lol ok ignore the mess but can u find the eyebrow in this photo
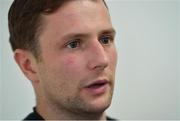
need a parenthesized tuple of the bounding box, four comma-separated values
(100, 28, 116, 35)
(61, 28, 116, 40)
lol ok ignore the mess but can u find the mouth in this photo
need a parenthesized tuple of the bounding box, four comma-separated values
(84, 79, 109, 95)
(86, 80, 108, 88)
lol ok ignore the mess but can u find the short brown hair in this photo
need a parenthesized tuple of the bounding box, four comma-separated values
(8, 0, 108, 59)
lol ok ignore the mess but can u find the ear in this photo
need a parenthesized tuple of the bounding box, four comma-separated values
(14, 49, 40, 83)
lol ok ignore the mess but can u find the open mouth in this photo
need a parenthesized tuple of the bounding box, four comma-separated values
(84, 80, 109, 94)
(87, 81, 108, 89)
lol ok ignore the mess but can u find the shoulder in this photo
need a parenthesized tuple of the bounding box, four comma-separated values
(23, 112, 44, 120)
(23, 108, 44, 120)
(106, 116, 117, 120)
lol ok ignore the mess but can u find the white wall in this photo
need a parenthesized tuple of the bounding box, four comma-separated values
(0, 0, 3, 118)
(106, 0, 179, 120)
(178, 1, 180, 120)
(0, 0, 179, 120)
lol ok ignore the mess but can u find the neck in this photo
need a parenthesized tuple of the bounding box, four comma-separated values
(36, 100, 107, 120)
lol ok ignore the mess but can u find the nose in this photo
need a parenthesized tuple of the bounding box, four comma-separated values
(87, 41, 109, 70)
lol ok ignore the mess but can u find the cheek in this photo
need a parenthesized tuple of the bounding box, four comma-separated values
(66, 56, 76, 65)
(110, 49, 118, 66)
(63, 56, 83, 73)
(61, 56, 86, 87)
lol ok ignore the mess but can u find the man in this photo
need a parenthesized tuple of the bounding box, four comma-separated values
(8, 0, 117, 120)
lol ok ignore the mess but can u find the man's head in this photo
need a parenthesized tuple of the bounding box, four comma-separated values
(8, 0, 117, 120)
(8, 0, 108, 60)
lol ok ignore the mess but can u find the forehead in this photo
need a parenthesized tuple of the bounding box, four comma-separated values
(39, 0, 112, 43)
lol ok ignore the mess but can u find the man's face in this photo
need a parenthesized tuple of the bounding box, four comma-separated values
(36, 0, 117, 115)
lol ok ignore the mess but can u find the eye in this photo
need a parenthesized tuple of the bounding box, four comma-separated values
(67, 39, 81, 49)
(99, 35, 113, 45)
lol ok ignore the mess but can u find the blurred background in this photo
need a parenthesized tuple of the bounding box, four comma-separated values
(0, 0, 180, 120)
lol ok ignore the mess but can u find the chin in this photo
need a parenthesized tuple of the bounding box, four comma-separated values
(85, 97, 112, 114)
(78, 86, 114, 114)
(91, 104, 110, 114)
